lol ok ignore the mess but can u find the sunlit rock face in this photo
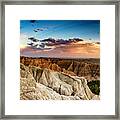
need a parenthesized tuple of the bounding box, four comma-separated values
(20, 63, 100, 100)
(20, 57, 100, 81)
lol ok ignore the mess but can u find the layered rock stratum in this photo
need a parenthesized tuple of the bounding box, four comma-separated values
(20, 63, 100, 100)
(20, 56, 100, 81)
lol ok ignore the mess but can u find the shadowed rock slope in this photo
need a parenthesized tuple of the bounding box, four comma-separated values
(20, 63, 99, 100)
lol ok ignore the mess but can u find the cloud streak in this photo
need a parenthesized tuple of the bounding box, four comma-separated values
(33, 27, 48, 33)
(27, 37, 84, 50)
(21, 40, 100, 58)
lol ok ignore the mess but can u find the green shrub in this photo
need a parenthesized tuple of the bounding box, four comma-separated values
(87, 80, 100, 95)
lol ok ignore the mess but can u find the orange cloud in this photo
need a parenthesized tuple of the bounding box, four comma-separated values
(20, 41, 100, 58)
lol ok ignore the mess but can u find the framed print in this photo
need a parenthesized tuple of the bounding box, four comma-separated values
(0, 0, 119, 119)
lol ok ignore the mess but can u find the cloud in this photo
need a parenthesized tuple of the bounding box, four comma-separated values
(27, 37, 85, 51)
(27, 37, 55, 50)
(29, 20, 37, 23)
(20, 41, 100, 58)
(33, 27, 48, 33)
(28, 37, 39, 42)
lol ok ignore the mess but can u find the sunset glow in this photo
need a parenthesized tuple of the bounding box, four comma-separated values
(20, 20, 100, 58)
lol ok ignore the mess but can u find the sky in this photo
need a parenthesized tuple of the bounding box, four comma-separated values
(20, 20, 100, 40)
(20, 20, 100, 58)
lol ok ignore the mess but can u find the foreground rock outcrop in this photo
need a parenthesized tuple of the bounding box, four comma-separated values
(20, 63, 100, 100)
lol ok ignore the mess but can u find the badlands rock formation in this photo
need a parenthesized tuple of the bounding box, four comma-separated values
(20, 63, 99, 100)
(20, 57, 100, 81)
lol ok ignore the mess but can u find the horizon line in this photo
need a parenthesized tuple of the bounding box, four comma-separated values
(20, 55, 100, 59)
